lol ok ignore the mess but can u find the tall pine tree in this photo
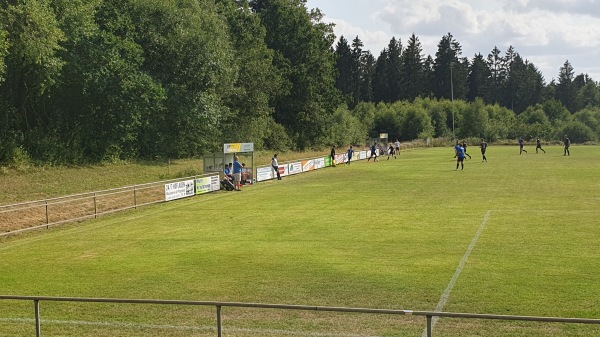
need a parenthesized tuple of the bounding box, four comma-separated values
(400, 33, 425, 101)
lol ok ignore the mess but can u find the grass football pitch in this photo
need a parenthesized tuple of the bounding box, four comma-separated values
(1, 145, 599, 336)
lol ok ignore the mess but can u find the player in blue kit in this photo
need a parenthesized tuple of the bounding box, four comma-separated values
(455, 142, 465, 170)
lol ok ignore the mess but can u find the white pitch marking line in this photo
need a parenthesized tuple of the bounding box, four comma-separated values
(0, 317, 384, 337)
(422, 210, 492, 337)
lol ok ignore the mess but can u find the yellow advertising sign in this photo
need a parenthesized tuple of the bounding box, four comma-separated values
(223, 143, 254, 154)
(224, 143, 242, 154)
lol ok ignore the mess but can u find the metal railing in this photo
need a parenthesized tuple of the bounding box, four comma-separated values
(1, 295, 599, 337)
(0, 175, 215, 237)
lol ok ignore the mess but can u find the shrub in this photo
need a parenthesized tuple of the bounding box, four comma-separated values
(556, 121, 596, 143)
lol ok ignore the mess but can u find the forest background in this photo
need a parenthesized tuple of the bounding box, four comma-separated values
(1, 0, 599, 166)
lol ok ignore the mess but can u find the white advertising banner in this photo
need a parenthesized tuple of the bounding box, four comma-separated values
(165, 179, 195, 201)
(314, 157, 325, 169)
(278, 164, 289, 177)
(288, 162, 303, 175)
(195, 175, 220, 195)
(360, 151, 368, 160)
(302, 160, 315, 172)
(257, 166, 274, 182)
(211, 175, 220, 191)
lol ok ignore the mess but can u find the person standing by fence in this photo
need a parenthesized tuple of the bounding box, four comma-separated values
(330, 146, 336, 166)
(272, 154, 282, 180)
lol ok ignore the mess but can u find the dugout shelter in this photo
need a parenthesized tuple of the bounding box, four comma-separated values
(203, 143, 255, 184)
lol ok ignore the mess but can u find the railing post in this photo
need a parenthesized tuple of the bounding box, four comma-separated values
(45, 201, 49, 227)
(94, 193, 97, 219)
(426, 315, 433, 337)
(34, 300, 41, 337)
(133, 186, 137, 209)
(216, 305, 222, 337)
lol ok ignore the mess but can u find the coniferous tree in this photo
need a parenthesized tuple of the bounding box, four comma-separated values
(486, 46, 505, 104)
(577, 80, 600, 109)
(467, 53, 491, 102)
(432, 33, 467, 101)
(359, 51, 376, 103)
(334, 36, 354, 104)
(519, 61, 545, 113)
(501, 46, 518, 111)
(423, 55, 435, 98)
(350, 36, 364, 107)
(572, 73, 595, 111)
(400, 33, 425, 101)
(386, 37, 403, 102)
(556, 60, 577, 113)
(373, 48, 390, 102)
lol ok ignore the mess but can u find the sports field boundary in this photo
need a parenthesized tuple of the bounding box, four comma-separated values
(2, 295, 600, 337)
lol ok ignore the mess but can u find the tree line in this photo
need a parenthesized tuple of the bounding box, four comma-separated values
(0, 0, 598, 165)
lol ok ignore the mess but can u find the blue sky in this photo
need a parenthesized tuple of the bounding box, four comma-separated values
(305, 0, 600, 83)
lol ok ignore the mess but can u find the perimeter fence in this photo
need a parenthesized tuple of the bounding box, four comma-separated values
(0, 174, 217, 237)
(1, 296, 600, 337)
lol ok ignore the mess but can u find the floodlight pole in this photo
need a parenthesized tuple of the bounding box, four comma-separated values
(450, 62, 455, 140)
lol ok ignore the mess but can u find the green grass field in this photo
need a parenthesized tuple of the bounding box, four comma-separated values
(1, 145, 599, 336)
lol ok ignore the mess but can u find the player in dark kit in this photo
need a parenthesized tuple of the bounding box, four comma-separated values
(387, 144, 396, 160)
(367, 144, 378, 162)
(346, 146, 354, 165)
(536, 138, 545, 154)
(519, 137, 528, 154)
(462, 141, 472, 159)
(564, 136, 571, 156)
(480, 138, 488, 162)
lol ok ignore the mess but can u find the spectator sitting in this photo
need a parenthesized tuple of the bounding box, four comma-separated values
(241, 163, 249, 184)
(224, 163, 233, 182)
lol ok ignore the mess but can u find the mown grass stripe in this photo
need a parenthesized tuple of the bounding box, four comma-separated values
(423, 210, 492, 337)
(0, 317, 384, 337)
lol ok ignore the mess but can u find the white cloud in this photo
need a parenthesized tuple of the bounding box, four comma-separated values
(308, 0, 600, 81)
(325, 18, 390, 55)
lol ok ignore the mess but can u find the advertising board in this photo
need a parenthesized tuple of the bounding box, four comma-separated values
(165, 179, 195, 201)
(195, 175, 220, 195)
(302, 160, 315, 172)
(288, 162, 303, 175)
(257, 166, 274, 182)
(314, 157, 325, 169)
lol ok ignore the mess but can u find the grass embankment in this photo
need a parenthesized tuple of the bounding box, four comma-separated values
(0, 149, 334, 205)
(1, 145, 599, 336)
